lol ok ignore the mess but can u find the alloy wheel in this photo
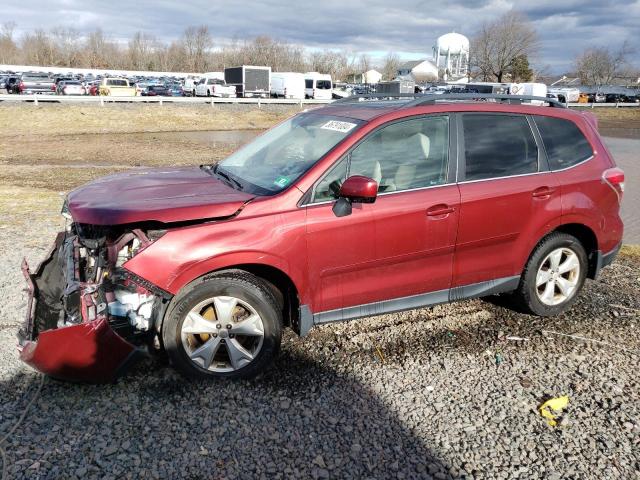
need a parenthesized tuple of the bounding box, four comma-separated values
(180, 296, 265, 373)
(535, 247, 581, 306)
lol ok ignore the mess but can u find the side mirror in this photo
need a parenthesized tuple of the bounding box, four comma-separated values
(332, 175, 378, 217)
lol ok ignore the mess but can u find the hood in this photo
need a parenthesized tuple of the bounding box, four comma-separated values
(67, 166, 254, 225)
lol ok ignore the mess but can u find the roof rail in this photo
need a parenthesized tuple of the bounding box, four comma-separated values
(405, 93, 567, 108)
(331, 93, 567, 109)
(332, 93, 423, 104)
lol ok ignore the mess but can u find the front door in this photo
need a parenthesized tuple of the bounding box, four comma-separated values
(305, 114, 459, 316)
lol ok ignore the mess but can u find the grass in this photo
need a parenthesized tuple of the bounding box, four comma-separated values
(620, 244, 640, 260)
(0, 103, 284, 191)
(0, 103, 297, 137)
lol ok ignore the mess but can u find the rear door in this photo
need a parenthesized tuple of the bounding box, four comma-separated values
(305, 114, 459, 314)
(454, 112, 561, 288)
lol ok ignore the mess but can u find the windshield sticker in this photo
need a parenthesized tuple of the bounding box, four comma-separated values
(274, 176, 291, 188)
(321, 120, 357, 133)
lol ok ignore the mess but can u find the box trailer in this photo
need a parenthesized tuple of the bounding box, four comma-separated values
(376, 80, 415, 95)
(224, 66, 271, 98)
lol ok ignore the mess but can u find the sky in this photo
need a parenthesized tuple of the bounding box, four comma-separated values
(3, 0, 639, 73)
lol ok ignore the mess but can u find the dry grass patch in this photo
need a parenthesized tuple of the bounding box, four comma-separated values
(620, 244, 640, 263)
(0, 103, 297, 137)
(0, 186, 63, 231)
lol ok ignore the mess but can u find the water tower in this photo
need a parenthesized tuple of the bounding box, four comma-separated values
(433, 32, 470, 82)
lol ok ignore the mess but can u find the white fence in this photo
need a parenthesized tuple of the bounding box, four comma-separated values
(0, 94, 332, 106)
(0, 94, 638, 108)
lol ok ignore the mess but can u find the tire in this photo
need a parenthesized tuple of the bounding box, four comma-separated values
(162, 271, 282, 380)
(511, 232, 587, 316)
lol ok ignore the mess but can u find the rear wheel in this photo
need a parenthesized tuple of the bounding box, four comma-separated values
(511, 233, 587, 316)
(162, 272, 282, 379)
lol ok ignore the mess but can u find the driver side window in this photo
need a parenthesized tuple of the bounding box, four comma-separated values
(311, 115, 449, 202)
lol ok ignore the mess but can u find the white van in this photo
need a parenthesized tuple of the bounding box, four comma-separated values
(271, 72, 305, 99)
(509, 83, 548, 104)
(304, 72, 333, 100)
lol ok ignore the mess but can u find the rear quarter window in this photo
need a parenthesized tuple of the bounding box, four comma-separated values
(534, 116, 594, 170)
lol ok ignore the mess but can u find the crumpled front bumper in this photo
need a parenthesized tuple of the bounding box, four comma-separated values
(18, 232, 138, 383)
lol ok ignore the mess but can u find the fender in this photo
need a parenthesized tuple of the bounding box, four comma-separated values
(123, 210, 310, 302)
(160, 250, 309, 303)
(516, 213, 600, 272)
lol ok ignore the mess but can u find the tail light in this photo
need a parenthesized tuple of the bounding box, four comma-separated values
(602, 167, 625, 201)
(18, 82, 25, 92)
(52, 84, 56, 91)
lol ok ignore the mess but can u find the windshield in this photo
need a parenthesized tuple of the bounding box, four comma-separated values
(215, 114, 362, 195)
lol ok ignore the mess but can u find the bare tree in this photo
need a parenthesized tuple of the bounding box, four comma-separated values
(470, 11, 538, 82)
(21, 29, 56, 66)
(50, 27, 81, 67)
(307, 49, 356, 80)
(182, 25, 212, 72)
(574, 41, 634, 86)
(128, 31, 156, 70)
(81, 29, 122, 69)
(0, 22, 19, 64)
(358, 53, 371, 73)
(381, 52, 400, 80)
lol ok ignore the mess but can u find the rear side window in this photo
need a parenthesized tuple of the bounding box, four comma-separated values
(533, 116, 593, 170)
(462, 114, 538, 181)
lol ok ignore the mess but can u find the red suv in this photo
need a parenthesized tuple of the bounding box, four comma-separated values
(19, 94, 624, 382)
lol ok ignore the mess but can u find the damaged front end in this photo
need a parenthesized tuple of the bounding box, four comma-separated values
(18, 224, 172, 383)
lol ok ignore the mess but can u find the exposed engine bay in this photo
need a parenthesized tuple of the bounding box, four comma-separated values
(18, 222, 172, 382)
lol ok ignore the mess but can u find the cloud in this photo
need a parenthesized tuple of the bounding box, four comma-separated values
(4, 0, 639, 72)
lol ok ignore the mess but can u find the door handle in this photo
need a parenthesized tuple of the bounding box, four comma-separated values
(532, 186, 556, 198)
(426, 204, 455, 217)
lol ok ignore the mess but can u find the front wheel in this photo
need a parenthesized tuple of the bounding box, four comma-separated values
(511, 232, 587, 316)
(162, 272, 282, 379)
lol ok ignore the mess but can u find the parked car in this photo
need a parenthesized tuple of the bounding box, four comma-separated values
(142, 85, 170, 96)
(305, 72, 333, 99)
(270, 72, 305, 99)
(18, 93, 624, 383)
(56, 80, 86, 95)
(166, 83, 184, 97)
(17, 73, 56, 95)
(5, 76, 20, 94)
(183, 77, 201, 96)
(98, 77, 137, 96)
(195, 77, 236, 97)
(54, 76, 74, 86)
(588, 92, 606, 103)
(87, 81, 100, 96)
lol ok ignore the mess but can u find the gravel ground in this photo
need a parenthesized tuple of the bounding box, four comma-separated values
(0, 210, 639, 480)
